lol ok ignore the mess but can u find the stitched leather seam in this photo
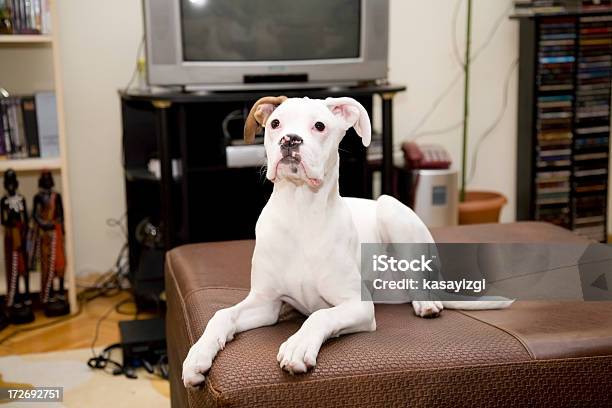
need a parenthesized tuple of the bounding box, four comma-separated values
(456, 310, 536, 359)
(167, 253, 227, 401)
(215, 354, 611, 395)
(166, 253, 196, 345)
(183, 286, 249, 303)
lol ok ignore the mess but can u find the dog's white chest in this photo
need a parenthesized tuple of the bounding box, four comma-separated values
(250, 183, 365, 317)
(271, 238, 337, 314)
(278, 271, 331, 315)
(253, 212, 360, 314)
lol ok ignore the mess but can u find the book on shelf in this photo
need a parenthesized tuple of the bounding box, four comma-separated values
(514, 0, 612, 15)
(525, 13, 612, 241)
(0, 0, 51, 35)
(21, 96, 40, 157)
(0, 92, 58, 160)
(34, 91, 58, 158)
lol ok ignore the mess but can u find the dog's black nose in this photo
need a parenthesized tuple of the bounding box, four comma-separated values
(280, 134, 303, 158)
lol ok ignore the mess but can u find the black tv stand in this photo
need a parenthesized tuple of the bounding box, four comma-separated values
(181, 80, 383, 94)
(120, 83, 405, 267)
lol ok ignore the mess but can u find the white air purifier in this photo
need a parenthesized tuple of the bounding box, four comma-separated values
(411, 169, 459, 228)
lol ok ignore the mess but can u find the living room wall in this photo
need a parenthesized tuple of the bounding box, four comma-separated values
(387, 0, 520, 222)
(55, 0, 611, 276)
(57, 0, 142, 276)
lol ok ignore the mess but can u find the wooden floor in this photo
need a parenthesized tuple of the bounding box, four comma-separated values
(0, 291, 150, 356)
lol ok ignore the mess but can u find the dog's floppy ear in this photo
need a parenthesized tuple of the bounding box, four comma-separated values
(244, 96, 287, 144)
(325, 97, 372, 147)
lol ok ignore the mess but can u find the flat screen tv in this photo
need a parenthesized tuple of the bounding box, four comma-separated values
(143, 0, 389, 90)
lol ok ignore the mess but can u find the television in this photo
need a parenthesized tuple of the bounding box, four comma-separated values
(143, 0, 389, 90)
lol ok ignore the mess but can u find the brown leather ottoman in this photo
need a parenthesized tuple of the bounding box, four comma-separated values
(166, 222, 612, 408)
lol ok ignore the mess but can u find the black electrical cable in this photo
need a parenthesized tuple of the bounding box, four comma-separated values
(90, 298, 131, 357)
(114, 298, 138, 317)
(409, 0, 514, 140)
(88, 297, 168, 380)
(411, 121, 464, 141)
(123, 36, 145, 93)
(0, 226, 129, 346)
(87, 343, 126, 376)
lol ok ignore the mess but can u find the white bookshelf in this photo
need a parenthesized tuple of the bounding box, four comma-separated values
(0, 34, 52, 43)
(0, 0, 77, 312)
(0, 157, 62, 172)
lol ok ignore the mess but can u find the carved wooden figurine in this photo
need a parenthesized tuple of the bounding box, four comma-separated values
(30, 171, 69, 316)
(1, 169, 34, 323)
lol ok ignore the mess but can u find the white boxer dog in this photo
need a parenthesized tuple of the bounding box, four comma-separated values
(182, 96, 511, 387)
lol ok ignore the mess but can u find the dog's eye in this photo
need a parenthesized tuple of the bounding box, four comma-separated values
(270, 119, 280, 129)
(314, 122, 326, 132)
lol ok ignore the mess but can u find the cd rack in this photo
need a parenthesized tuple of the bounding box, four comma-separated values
(516, 10, 611, 242)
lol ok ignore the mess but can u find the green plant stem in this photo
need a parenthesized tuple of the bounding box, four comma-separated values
(460, 0, 473, 202)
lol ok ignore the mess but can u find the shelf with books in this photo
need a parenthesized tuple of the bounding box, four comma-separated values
(0, 34, 52, 43)
(1, 92, 62, 165)
(0, 0, 77, 314)
(513, 1, 612, 17)
(0, 0, 53, 37)
(515, 11, 611, 242)
(0, 156, 60, 172)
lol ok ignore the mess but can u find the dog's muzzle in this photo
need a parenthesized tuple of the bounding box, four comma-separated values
(279, 134, 303, 173)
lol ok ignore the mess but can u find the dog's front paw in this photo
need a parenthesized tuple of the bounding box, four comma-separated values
(182, 344, 214, 388)
(277, 332, 322, 374)
(412, 300, 443, 318)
